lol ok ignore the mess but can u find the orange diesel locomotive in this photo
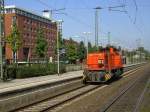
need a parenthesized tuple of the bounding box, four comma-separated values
(83, 46, 123, 83)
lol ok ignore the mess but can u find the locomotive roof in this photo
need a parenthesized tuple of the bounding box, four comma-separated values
(99, 46, 120, 52)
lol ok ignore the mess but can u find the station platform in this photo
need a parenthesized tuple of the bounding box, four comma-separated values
(0, 70, 83, 95)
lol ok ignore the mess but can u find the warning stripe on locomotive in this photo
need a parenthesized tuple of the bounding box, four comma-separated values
(105, 74, 111, 80)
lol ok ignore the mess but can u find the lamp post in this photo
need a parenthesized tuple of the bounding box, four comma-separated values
(0, 0, 4, 80)
(83, 32, 92, 58)
(56, 20, 63, 75)
(0, 17, 3, 79)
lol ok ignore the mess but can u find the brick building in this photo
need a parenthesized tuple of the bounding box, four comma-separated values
(4, 5, 57, 61)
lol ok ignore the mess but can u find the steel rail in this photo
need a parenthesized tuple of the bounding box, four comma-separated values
(100, 67, 144, 112)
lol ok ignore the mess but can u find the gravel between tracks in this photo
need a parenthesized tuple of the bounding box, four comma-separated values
(139, 78, 150, 112)
(48, 64, 149, 112)
(101, 65, 150, 112)
(16, 85, 101, 112)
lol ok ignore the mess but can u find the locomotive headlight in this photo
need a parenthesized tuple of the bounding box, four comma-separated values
(98, 59, 104, 65)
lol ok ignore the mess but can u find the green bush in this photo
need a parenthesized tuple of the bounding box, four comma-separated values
(13, 63, 66, 78)
(6, 66, 17, 78)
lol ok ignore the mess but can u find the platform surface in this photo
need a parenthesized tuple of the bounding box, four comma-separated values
(0, 70, 83, 94)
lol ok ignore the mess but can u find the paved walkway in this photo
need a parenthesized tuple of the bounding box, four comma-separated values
(0, 70, 83, 94)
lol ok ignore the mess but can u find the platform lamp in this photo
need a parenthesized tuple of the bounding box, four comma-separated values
(52, 20, 63, 75)
(0, 0, 4, 80)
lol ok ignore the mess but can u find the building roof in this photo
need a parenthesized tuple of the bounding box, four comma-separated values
(5, 5, 57, 23)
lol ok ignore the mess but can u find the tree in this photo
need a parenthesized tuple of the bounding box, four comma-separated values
(58, 32, 64, 49)
(54, 31, 64, 54)
(77, 41, 86, 62)
(35, 28, 48, 58)
(59, 39, 67, 61)
(54, 31, 67, 62)
(88, 42, 99, 53)
(98, 46, 103, 51)
(118, 46, 122, 51)
(137, 47, 150, 61)
(92, 45, 98, 52)
(138, 47, 144, 52)
(66, 38, 78, 64)
(88, 42, 93, 53)
(7, 22, 21, 62)
(145, 50, 150, 60)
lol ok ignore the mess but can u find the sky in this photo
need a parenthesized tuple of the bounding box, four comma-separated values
(5, 0, 150, 50)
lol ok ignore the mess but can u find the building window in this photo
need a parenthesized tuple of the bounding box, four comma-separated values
(27, 19, 29, 24)
(6, 8, 12, 13)
(23, 25, 26, 29)
(23, 47, 29, 60)
(12, 16, 17, 24)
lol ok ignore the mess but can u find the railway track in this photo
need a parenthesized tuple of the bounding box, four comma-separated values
(100, 65, 149, 112)
(14, 66, 142, 112)
(15, 85, 102, 112)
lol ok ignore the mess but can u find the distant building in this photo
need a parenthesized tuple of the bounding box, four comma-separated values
(4, 5, 57, 61)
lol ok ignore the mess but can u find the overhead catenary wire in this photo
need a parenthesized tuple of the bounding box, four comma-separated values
(123, 5, 144, 39)
(108, 0, 144, 48)
(37, 0, 66, 12)
(37, 0, 53, 9)
(133, 0, 138, 24)
(36, 0, 97, 33)
(36, 0, 97, 30)
(108, 3, 126, 13)
(63, 0, 68, 9)
(63, 13, 94, 30)
(109, 5, 125, 9)
(121, 0, 150, 8)
(36, 0, 145, 46)
(112, 0, 144, 39)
